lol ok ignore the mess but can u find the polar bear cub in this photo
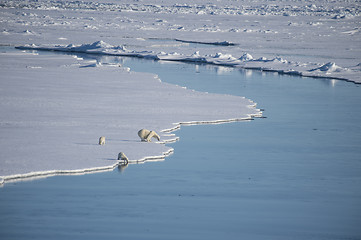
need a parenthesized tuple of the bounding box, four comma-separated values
(138, 129, 160, 142)
(99, 136, 105, 145)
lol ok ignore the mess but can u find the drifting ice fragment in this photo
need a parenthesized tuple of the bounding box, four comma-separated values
(309, 62, 345, 73)
(239, 53, 253, 61)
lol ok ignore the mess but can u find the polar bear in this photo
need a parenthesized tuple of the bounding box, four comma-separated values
(138, 129, 160, 142)
(99, 136, 105, 145)
(118, 152, 129, 165)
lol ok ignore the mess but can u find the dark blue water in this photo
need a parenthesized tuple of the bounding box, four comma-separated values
(1, 53, 361, 239)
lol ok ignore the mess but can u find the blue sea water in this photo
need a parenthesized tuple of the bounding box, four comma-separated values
(1, 53, 361, 239)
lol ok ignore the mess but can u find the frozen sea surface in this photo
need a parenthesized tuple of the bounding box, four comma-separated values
(1, 55, 361, 239)
(0, 46, 261, 180)
(1, 0, 360, 82)
(1, 0, 360, 238)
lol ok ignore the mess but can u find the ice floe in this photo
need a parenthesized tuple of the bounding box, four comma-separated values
(1, 0, 361, 183)
(1, 0, 359, 83)
(16, 41, 361, 83)
(0, 48, 261, 184)
(309, 62, 346, 73)
(2, 0, 359, 18)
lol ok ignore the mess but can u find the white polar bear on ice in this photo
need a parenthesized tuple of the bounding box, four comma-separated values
(99, 136, 105, 145)
(118, 152, 129, 165)
(138, 129, 160, 142)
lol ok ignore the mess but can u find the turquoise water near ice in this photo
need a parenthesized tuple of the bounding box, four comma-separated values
(1, 53, 361, 239)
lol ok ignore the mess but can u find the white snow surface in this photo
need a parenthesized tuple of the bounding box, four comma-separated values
(1, 0, 360, 83)
(0, 50, 261, 181)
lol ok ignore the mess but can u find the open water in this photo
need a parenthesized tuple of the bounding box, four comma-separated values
(1, 52, 361, 239)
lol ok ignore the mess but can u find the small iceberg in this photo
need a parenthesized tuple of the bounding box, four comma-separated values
(79, 62, 102, 68)
(212, 52, 236, 60)
(66, 40, 121, 52)
(76, 40, 113, 50)
(309, 62, 345, 73)
(239, 53, 253, 61)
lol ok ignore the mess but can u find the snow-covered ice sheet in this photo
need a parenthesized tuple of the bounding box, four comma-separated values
(1, 0, 360, 83)
(0, 0, 360, 182)
(0, 49, 260, 183)
(17, 40, 361, 83)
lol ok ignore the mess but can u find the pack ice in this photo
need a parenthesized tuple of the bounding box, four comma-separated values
(1, 0, 360, 83)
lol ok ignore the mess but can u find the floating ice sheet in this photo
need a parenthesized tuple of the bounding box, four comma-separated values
(17, 40, 361, 83)
(0, 49, 261, 183)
